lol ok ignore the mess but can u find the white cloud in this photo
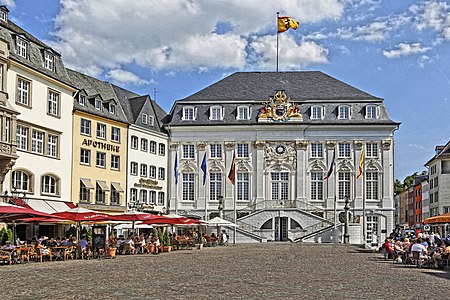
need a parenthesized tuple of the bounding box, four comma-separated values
(417, 55, 432, 68)
(249, 34, 328, 70)
(106, 69, 152, 86)
(51, 0, 344, 74)
(1, 0, 15, 7)
(337, 21, 389, 42)
(413, 1, 450, 41)
(383, 43, 431, 58)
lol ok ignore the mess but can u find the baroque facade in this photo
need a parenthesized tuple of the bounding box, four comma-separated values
(167, 71, 400, 244)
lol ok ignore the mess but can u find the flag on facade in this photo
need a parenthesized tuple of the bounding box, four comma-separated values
(174, 152, 178, 185)
(228, 151, 236, 185)
(324, 149, 335, 180)
(278, 16, 299, 33)
(357, 150, 365, 179)
(201, 152, 207, 185)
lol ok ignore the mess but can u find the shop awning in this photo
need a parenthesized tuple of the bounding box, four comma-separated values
(80, 178, 95, 189)
(26, 199, 75, 213)
(111, 182, 124, 192)
(96, 180, 110, 191)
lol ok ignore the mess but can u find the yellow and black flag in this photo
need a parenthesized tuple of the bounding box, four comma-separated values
(278, 16, 299, 33)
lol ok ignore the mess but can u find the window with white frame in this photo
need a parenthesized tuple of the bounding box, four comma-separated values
(182, 144, 195, 159)
(0, 10, 7, 22)
(111, 127, 120, 143)
(16, 125, 28, 150)
(149, 141, 157, 154)
(237, 106, 250, 120)
(12, 170, 30, 192)
(130, 188, 137, 202)
(96, 123, 106, 139)
(149, 191, 156, 204)
(109, 103, 116, 114)
(140, 164, 147, 177)
(95, 183, 105, 203)
(237, 143, 249, 158)
(158, 192, 165, 205)
(44, 51, 55, 71)
(17, 77, 30, 106)
(237, 172, 250, 201)
(16, 37, 28, 58)
(47, 135, 58, 158)
(338, 142, 351, 158)
(48, 90, 60, 116)
(182, 107, 195, 120)
(365, 105, 378, 119)
(311, 172, 323, 200)
(338, 172, 351, 200)
(41, 175, 58, 195)
(311, 143, 323, 158)
(158, 143, 165, 156)
(182, 173, 195, 201)
(80, 148, 90, 165)
(31, 130, 44, 154)
(271, 172, 289, 201)
(139, 190, 148, 204)
(80, 119, 91, 135)
(96, 152, 106, 168)
(131, 136, 138, 149)
(142, 113, 148, 124)
(80, 181, 90, 202)
(366, 143, 378, 158)
(338, 106, 350, 120)
(94, 98, 102, 110)
(366, 172, 379, 200)
(149, 166, 156, 178)
(158, 167, 165, 180)
(210, 106, 223, 120)
(149, 115, 154, 126)
(130, 162, 138, 175)
(210, 144, 222, 158)
(3, 117, 9, 143)
(141, 139, 148, 152)
(209, 173, 222, 201)
(111, 154, 120, 170)
(78, 94, 86, 106)
(311, 106, 323, 120)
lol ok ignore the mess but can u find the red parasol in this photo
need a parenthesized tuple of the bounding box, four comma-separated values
(0, 202, 56, 222)
(109, 211, 157, 222)
(51, 207, 112, 222)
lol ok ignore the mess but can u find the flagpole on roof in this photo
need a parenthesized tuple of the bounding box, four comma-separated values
(276, 11, 279, 72)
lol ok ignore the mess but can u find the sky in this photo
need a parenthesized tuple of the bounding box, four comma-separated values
(3, 0, 450, 182)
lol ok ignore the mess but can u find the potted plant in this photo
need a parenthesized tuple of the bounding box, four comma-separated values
(162, 230, 172, 252)
(107, 242, 117, 258)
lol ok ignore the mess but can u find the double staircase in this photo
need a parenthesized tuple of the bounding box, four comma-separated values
(222, 199, 337, 243)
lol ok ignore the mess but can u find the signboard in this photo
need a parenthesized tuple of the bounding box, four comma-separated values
(424, 225, 430, 231)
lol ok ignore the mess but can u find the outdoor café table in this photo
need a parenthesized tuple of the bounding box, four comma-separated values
(50, 246, 68, 261)
(177, 239, 193, 250)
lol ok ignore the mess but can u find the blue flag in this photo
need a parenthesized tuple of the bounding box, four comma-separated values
(174, 151, 178, 185)
(201, 153, 207, 185)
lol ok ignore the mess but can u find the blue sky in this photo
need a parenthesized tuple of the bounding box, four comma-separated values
(4, 0, 450, 181)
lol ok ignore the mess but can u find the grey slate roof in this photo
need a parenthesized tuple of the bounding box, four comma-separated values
(184, 71, 381, 101)
(168, 71, 399, 126)
(0, 20, 73, 87)
(67, 69, 129, 124)
(425, 141, 450, 166)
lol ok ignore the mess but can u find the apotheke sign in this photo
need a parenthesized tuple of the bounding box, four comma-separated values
(82, 138, 120, 153)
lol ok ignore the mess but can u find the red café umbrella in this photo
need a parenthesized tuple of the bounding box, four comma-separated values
(110, 211, 156, 222)
(143, 215, 182, 225)
(0, 202, 56, 222)
(51, 207, 111, 222)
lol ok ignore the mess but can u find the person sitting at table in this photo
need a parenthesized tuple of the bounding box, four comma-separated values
(411, 238, 430, 266)
(36, 241, 50, 254)
(211, 233, 218, 247)
(61, 237, 70, 246)
(124, 236, 135, 254)
(48, 238, 57, 247)
(78, 236, 89, 251)
(116, 235, 125, 253)
(432, 239, 450, 268)
(3, 241, 19, 264)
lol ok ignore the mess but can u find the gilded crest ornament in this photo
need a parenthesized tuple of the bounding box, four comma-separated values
(258, 90, 302, 122)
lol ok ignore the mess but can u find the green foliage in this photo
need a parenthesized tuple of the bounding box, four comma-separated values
(80, 227, 92, 241)
(198, 232, 204, 244)
(163, 229, 171, 246)
(0, 227, 12, 245)
(394, 170, 428, 195)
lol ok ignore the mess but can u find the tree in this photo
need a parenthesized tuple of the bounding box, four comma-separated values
(394, 179, 404, 195)
(394, 170, 428, 195)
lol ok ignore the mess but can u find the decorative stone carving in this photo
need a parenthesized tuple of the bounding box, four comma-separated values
(326, 141, 336, 148)
(254, 141, 266, 149)
(264, 142, 297, 170)
(295, 140, 308, 150)
(169, 143, 179, 150)
(225, 141, 235, 149)
(257, 90, 302, 122)
(196, 141, 206, 150)
(354, 141, 364, 150)
(382, 139, 391, 150)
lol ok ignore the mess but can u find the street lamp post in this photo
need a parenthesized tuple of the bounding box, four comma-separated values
(2, 188, 28, 246)
(344, 196, 351, 244)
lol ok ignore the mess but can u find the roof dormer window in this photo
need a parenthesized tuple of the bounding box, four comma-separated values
(78, 94, 86, 106)
(16, 37, 28, 58)
(44, 51, 55, 71)
(365, 105, 378, 119)
(311, 105, 324, 120)
(109, 103, 116, 114)
(94, 98, 102, 110)
(237, 106, 250, 120)
(210, 106, 223, 120)
(0, 6, 9, 23)
(149, 115, 154, 126)
(182, 106, 196, 121)
(338, 105, 351, 120)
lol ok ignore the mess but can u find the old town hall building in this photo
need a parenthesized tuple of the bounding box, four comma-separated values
(167, 72, 400, 244)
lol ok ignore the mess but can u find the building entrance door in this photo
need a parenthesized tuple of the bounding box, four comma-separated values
(275, 217, 289, 241)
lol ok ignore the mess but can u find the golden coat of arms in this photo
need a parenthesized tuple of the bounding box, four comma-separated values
(258, 90, 302, 122)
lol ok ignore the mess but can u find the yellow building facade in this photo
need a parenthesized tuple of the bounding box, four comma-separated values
(71, 110, 128, 214)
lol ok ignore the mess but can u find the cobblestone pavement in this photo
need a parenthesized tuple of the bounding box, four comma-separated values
(1, 244, 449, 299)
